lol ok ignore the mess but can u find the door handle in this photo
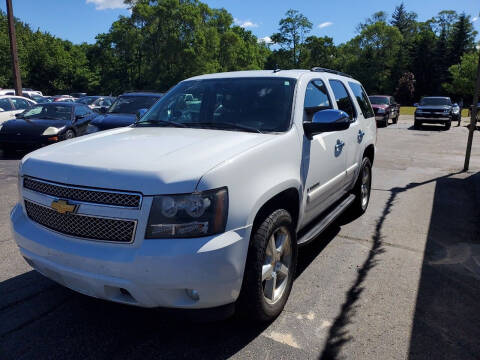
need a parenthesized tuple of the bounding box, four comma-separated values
(335, 139, 345, 155)
(357, 130, 365, 142)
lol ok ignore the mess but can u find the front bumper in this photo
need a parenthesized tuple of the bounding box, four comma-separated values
(415, 115, 451, 123)
(10, 203, 251, 309)
(375, 114, 388, 121)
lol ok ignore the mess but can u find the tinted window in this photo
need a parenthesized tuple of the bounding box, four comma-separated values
(11, 98, 30, 110)
(304, 80, 332, 121)
(0, 98, 13, 111)
(138, 78, 296, 133)
(76, 97, 97, 105)
(108, 95, 160, 114)
(329, 80, 356, 119)
(420, 97, 452, 106)
(74, 106, 89, 117)
(349, 82, 374, 118)
(369, 96, 389, 105)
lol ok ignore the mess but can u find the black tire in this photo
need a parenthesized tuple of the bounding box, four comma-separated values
(65, 129, 75, 139)
(393, 115, 398, 124)
(1, 147, 16, 157)
(445, 121, 451, 130)
(237, 209, 297, 322)
(349, 157, 372, 217)
(414, 120, 421, 129)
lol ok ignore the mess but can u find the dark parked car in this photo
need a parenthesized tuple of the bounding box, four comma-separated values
(0, 102, 97, 154)
(71, 92, 87, 99)
(87, 92, 163, 133)
(414, 96, 456, 130)
(368, 95, 400, 127)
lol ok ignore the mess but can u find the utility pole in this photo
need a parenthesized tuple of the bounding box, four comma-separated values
(6, 0, 22, 96)
(463, 49, 480, 171)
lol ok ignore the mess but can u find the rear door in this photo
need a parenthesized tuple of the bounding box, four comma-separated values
(302, 79, 348, 224)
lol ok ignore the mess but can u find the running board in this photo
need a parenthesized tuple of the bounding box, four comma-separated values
(297, 194, 356, 246)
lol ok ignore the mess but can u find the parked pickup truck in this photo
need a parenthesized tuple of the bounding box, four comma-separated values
(368, 95, 399, 127)
(414, 96, 456, 129)
(11, 68, 376, 321)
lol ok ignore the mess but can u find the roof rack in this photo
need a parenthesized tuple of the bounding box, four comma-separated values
(311, 67, 353, 78)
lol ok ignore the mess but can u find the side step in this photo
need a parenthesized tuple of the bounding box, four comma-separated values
(297, 194, 356, 246)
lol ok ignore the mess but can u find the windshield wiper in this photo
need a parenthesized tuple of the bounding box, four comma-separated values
(135, 119, 186, 128)
(187, 122, 263, 134)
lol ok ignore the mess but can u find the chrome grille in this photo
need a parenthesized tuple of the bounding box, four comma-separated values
(23, 177, 141, 208)
(24, 200, 136, 243)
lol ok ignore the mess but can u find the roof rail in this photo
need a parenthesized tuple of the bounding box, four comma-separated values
(311, 67, 353, 78)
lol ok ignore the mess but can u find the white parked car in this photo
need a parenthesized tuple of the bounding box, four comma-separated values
(0, 95, 36, 124)
(10, 69, 376, 321)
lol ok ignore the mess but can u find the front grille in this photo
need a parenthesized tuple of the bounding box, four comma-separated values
(23, 177, 141, 208)
(24, 200, 136, 242)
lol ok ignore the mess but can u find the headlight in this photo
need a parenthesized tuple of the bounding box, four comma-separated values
(377, 108, 385, 114)
(42, 126, 63, 136)
(17, 162, 22, 201)
(452, 107, 460, 115)
(0, 124, 3, 132)
(145, 188, 228, 238)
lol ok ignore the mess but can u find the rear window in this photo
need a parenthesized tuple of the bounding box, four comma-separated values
(349, 82, 374, 118)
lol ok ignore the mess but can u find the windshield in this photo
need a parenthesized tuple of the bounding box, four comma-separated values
(22, 104, 72, 120)
(369, 96, 389, 105)
(136, 78, 296, 133)
(76, 97, 98, 105)
(420, 97, 452, 106)
(108, 95, 159, 114)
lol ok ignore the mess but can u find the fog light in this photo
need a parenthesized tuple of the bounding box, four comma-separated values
(185, 289, 200, 301)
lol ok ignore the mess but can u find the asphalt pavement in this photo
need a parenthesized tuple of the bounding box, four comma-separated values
(1, 116, 479, 359)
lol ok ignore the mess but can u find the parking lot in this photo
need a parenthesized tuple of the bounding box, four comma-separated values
(1, 116, 479, 360)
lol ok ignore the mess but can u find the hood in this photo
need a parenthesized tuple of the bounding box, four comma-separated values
(371, 104, 388, 110)
(21, 127, 275, 195)
(1, 118, 69, 135)
(91, 113, 136, 130)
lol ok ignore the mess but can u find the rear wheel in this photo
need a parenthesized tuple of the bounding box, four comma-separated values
(349, 157, 372, 217)
(237, 209, 297, 322)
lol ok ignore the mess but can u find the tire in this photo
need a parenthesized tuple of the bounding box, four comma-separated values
(414, 120, 421, 129)
(349, 157, 372, 217)
(237, 209, 297, 322)
(445, 121, 451, 130)
(393, 115, 398, 124)
(65, 129, 75, 139)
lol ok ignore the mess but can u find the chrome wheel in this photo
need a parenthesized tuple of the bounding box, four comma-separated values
(360, 165, 371, 209)
(262, 226, 292, 304)
(65, 130, 75, 139)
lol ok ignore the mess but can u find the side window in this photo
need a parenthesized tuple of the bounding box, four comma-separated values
(0, 98, 13, 111)
(11, 98, 30, 110)
(329, 80, 356, 120)
(348, 82, 375, 119)
(303, 79, 332, 121)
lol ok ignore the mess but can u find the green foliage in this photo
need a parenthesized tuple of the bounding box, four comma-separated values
(443, 52, 479, 102)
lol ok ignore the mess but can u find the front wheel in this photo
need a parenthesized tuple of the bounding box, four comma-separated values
(237, 209, 297, 322)
(445, 121, 451, 130)
(349, 157, 372, 217)
(64, 129, 75, 139)
(414, 120, 421, 129)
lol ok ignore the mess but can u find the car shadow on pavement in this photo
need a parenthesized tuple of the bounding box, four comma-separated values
(407, 125, 449, 132)
(316, 170, 479, 360)
(408, 171, 480, 360)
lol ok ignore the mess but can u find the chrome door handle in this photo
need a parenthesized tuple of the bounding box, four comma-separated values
(335, 139, 345, 154)
(357, 130, 365, 142)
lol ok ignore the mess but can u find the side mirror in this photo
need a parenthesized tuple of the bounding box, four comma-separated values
(413, 103, 419, 107)
(15, 112, 24, 118)
(99, 106, 108, 114)
(136, 108, 148, 120)
(303, 109, 350, 139)
(75, 114, 85, 121)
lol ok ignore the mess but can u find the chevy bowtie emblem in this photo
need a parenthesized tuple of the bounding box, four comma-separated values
(51, 199, 77, 214)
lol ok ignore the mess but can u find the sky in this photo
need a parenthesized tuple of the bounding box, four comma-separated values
(0, 0, 478, 45)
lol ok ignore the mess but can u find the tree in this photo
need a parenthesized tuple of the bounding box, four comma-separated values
(300, 36, 336, 69)
(394, 72, 415, 104)
(448, 13, 477, 66)
(390, 3, 417, 37)
(443, 52, 479, 102)
(357, 11, 388, 32)
(271, 9, 312, 67)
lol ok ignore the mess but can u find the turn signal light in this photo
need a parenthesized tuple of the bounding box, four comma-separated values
(47, 136, 59, 141)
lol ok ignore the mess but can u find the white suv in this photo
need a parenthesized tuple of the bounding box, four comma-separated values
(11, 69, 376, 321)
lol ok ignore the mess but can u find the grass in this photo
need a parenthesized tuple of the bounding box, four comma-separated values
(400, 107, 469, 117)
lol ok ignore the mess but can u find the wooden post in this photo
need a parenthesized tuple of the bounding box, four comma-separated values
(463, 50, 480, 171)
(6, 0, 22, 97)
